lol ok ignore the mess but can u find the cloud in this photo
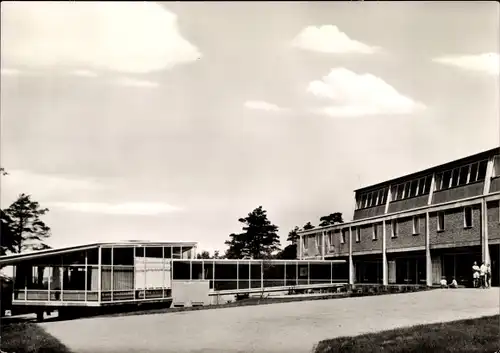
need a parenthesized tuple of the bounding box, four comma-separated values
(1, 68, 22, 76)
(113, 77, 160, 88)
(49, 202, 181, 216)
(244, 100, 289, 112)
(432, 53, 499, 75)
(70, 69, 99, 78)
(1, 2, 201, 74)
(292, 25, 379, 54)
(308, 68, 425, 117)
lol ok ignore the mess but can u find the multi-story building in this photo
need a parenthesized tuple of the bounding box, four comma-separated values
(297, 147, 500, 287)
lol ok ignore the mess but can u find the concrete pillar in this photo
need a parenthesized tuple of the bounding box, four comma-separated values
(382, 220, 388, 286)
(425, 212, 432, 287)
(97, 246, 102, 303)
(298, 235, 303, 260)
(348, 227, 355, 285)
(322, 231, 326, 260)
(482, 156, 494, 264)
(385, 185, 392, 214)
(483, 156, 495, 195)
(482, 199, 491, 265)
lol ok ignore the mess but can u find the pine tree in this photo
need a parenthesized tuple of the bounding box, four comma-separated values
(4, 193, 52, 253)
(225, 206, 280, 259)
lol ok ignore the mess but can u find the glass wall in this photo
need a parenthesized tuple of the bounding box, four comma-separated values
(171, 260, 347, 292)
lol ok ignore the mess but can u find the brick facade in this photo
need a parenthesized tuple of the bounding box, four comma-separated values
(351, 223, 383, 253)
(386, 215, 426, 250)
(428, 205, 481, 247)
(487, 200, 500, 241)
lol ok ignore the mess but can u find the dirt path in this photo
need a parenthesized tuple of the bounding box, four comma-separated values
(41, 288, 500, 353)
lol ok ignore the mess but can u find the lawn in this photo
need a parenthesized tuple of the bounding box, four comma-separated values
(314, 315, 500, 353)
(0, 321, 72, 353)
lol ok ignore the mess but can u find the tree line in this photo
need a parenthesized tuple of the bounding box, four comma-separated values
(198, 206, 344, 260)
(1, 168, 52, 255)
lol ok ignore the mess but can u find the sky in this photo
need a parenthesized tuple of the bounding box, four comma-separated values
(1, 1, 499, 255)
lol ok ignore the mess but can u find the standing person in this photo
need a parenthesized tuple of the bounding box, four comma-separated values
(479, 262, 487, 289)
(485, 263, 492, 288)
(472, 262, 480, 288)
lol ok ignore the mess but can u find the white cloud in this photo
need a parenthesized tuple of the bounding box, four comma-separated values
(292, 25, 379, 54)
(308, 68, 424, 117)
(70, 69, 99, 78)
(1, 2, 201, 73)
(244, 100, 289, 112)
(49, 202, 181, 216)
(1, 68, 22, 76)
(432, 53, 499, 75)
(114, 77, 160, 88)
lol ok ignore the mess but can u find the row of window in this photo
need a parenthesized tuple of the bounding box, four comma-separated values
(435, 160, 488, 191)
(307, 207, 475, 247)
(355, 155, 500, 211)
(356, 187, 388, 209)
(391, 175, 433, 202)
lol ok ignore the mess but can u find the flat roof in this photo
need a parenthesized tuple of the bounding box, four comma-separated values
(0, 240, 198, 265)
(355, 146, 500, 193)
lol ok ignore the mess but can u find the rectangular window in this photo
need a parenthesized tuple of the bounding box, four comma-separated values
(390, 186, 397, 201)
(458, 165, 469, 186)
(435, 173, 443, 191)
(423, 175, 432, 194)
(493, 155, 500, 177)
(315, 234, 321, 253)
(403, 183, 411, 199)
(477, 160, 488, 181)
(372, 224, 378, 240)
(464, 207, 473, 228)
(437, 212, 445, 231)
(391, 220, 398, 238)
(412, 216, 420, 235)
(356, 196, 363, 210)
(416, 178, 424, 195)
(380, 188, 387, 204)
(355, 227, 360, 243)
(398, 184, 405, 200)
(361, 194, 368, 208)
(469, 162, 479, 183)
(367, 193, 372, 208)
(341, 230, 346, 244)
(451, 168, 459, 187)
(441, 170, 452, 190)
(409, 180, 418, 197)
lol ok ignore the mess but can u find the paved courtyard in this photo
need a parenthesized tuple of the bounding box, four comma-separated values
(42, 288, 500, 353)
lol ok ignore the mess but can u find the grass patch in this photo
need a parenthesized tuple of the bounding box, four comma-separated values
(314, 315, 500, 353)
(0, 321, 72, 353)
